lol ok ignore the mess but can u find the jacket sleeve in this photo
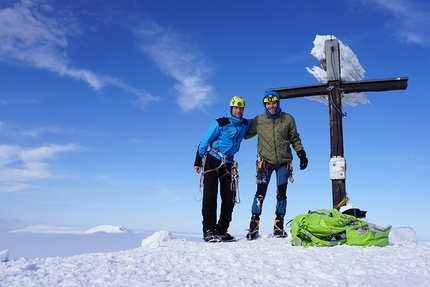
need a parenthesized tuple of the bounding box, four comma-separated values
(194, 120, 221, 163)
(244, 116, 258, 140)
(194, 149, 203, 167)
(288, 116, 304, 152)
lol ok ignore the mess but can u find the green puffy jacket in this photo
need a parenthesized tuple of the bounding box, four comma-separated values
(245, 112, 304, 165)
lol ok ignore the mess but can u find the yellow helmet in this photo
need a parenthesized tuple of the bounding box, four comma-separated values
(263, 91, 279, 103)
(229, 96, 245, 108)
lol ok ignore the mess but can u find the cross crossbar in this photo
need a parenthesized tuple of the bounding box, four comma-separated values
(266, 77, 408, 99)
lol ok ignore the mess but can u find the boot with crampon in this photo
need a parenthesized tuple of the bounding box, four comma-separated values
(246, 214, 260, 240)
(273, 214, 288, 238)
(216, 223, 236, 242)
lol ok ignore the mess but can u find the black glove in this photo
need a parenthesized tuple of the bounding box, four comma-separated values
(297, 150, 308, 170)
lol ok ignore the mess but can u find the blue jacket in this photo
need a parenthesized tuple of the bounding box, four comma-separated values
(194, 112, 251, 165)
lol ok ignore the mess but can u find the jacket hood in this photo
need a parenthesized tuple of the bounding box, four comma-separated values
(226, 111, 242, 123)
(262, 91, 281, 119)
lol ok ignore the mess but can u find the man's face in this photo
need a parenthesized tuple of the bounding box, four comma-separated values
(265, 101, 278, 115)
(231, 106, 244, 118)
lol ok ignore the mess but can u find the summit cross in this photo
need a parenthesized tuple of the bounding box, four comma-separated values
(267, 38, 408, 207)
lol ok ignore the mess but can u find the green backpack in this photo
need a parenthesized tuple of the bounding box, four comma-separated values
(290, 208, 391, 247)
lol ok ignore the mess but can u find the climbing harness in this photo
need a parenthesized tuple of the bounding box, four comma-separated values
(255, 155, 294, 184)
(203, 149, 232, 180)
(209, 148, 234, 163)
(195, 149, 240, 204)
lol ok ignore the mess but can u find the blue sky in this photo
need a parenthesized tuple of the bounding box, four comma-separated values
(1, 0, 429, 239)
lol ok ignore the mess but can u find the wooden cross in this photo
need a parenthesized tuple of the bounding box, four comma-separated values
(267, 39, 408, 207)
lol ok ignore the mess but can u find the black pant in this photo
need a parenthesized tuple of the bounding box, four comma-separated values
(201, 154, 234, 233)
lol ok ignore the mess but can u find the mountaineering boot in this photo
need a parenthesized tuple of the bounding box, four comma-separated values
(246, 214, 260, 240)
(215, 224, 236, 242)
(273, 214, 288, 238)
(217, 231, 236, 242)
(203, 229, 222, 243)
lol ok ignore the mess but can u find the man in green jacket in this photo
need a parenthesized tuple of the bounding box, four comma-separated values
(245, 91, 308, 240)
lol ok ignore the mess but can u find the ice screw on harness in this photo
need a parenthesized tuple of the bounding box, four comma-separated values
(255, 155, 294, 184)
(255, 156, 269, 184)
(230, 160, 240, 204)
(194, 154, 207, 202)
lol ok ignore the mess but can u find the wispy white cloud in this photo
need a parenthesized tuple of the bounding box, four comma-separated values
(21, 126, 63, 138)
(0, 143, 81, 192)
(0, 122, 68, 141)
(357, 0, 430, 45)
(143, 182, 182, 204)
(0, 0, 98, 88)
(105, 77, 160, 110)
(135, 21, 216, 112)
(0, 0, 159, 108)
(95, 174, 113, 180)
(9, 224, 87, 234)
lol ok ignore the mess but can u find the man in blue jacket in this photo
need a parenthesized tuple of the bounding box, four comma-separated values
(194, 96, 251, 242)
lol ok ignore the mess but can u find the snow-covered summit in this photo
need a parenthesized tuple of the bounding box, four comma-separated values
(85, 225, 131, 234)
(0, 227, 428, 286)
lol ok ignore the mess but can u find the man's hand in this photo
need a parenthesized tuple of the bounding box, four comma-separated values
(297, 150, 308, 170)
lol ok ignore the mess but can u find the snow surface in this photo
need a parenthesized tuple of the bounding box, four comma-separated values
(1, 225, 430, 286)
